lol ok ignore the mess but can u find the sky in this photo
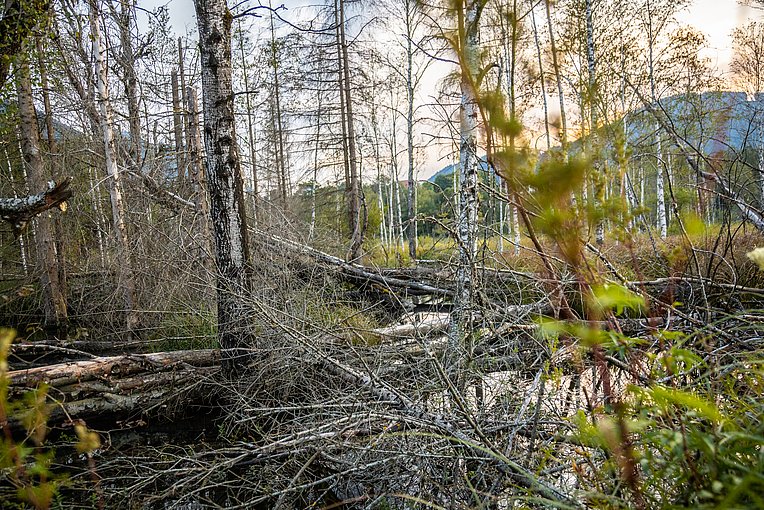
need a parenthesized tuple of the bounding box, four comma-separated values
(676, 0, 760, 73)
(143, 0, 762, 73)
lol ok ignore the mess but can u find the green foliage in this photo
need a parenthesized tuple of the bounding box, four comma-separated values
(587, 284, 645, 317)
(565, 318, 764, 509)
(0, 328, 101, 509)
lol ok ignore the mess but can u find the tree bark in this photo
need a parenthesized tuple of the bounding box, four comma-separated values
(448, 0, 482, 385)
(237, 20, 259, 224)
(194, 0, 254, 376)
(179, 36, 191, 181)
(584, 0, 605, 245)
(35, 37, 67, 308)
(268, 6, 288, 205)
(15, 53, 68, 333)
(646, 0, 667, 239)
(337, 0, 363, 261)
(186, 86, 215, 265)
(0, 180, 71, 235)
(405, 0, 417, 262)
(89, 0, 140, 334)
(116, 0, 142, 170)
(8, 350, 220, 425)
(545, 0, 568, 152)
(171, 69, 185, 178)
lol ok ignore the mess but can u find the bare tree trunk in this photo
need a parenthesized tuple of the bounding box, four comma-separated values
(336, 0, 363, 261)
(405, 0, 417, 262)
(116, 0, 142, 170)
(87, 165, 107, 268)
(15, 54, 68, 334)
(36, 37, 68, 323)
(89, 0, 140, 334)
(388, 164, 395, 248)
(171, 70, 185, 178)
(392, 145, 405, 251)
(238, 21, 260, 225)
(512, 204, 521, 255)
(194, 0, 254, 376)
(545, 0, 567, 152)
(179, 36, 190, 181)
(371, 106, 387, 246)
(448, 0, 482, 386)
(268, 6, 288, 205)
(186, 87, 215, 266)
(530, 3, 550, 150)
(585, 0, 604, 245)
(646, 0, 667, 239)
(311, 84, 323, 240)
(3, 148, 29, 274)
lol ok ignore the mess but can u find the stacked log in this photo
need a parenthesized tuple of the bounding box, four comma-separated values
(7, 349, 219, 426)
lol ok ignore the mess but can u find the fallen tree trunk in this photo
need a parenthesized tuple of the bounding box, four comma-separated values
(8, 349, 220, 425)
(256, 230, 454, 297)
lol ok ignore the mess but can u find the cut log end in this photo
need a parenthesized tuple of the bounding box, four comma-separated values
(0, 178, 73, 236)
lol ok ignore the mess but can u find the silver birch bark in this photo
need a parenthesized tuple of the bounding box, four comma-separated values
(405, 0, 417, 262)
(194, 0, 254, 376)
(388, 166, 395, 248)
(15, 54, 68, 332)
(394, 164, 405, 250)
(513, 205, 521, 255)
(585, 0, 604, 244)
(89, 0, 139, 333)
(646, 0, 667, 238)
(448, 0, 482, 384)
(371, 105, 387, 246)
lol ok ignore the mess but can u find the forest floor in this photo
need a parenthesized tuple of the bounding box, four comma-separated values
(3, 224, 764, 508)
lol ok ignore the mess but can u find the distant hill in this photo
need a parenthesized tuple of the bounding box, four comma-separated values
(427, 157, 491, 183)
(427, 91, 763, 179)
(620, 91, 763, 155)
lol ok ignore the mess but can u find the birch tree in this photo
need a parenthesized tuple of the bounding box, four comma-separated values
(448, 0, 485, 386)
(636, 0, 689, 238)
(194, 0, 255, 375)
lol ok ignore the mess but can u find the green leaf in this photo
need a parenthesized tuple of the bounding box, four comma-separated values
(647, 385, 724, 423)
(588, 284, 645, 316)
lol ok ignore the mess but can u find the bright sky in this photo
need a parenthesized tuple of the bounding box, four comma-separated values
(144, 0, 763, 71)
(676, 0, 760, 73)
